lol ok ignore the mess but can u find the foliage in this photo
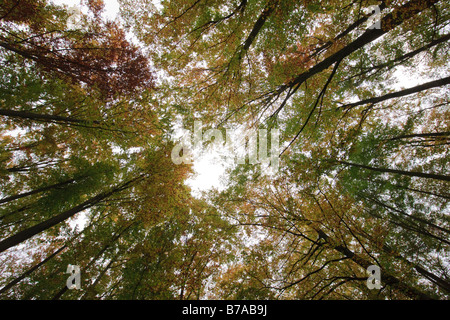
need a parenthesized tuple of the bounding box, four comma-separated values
(0, 0, 449, 300)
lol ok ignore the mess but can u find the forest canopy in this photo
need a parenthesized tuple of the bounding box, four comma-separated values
(0, 0, 449, 300)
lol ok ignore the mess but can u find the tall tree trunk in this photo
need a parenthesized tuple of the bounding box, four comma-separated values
(311, 3, 388, 57)
(0, 209, 106, 296)
(414, 265, 450, 294)
(5, 159, 67, 173)
(279, 0, 440, 94)
(0, 109, 135, 134)
(0, 175, 144, 254)
(353, 226, 450, 294)
(339, 76, 450, 110)
(0, 109, 100, 126)
(380, 244, 450, 294)
(346, 33, 450, 81)
(0, 204, 32, 221)
(52, 223, 134, 300)
(397, 185, 450, 200)
(363, 194, 450, 236)
(338, 160, 450, 182)
(0, 245, 67, 295)
(315, 229, 434, 300)
(239, 0, 279, 56)
(0, 178, 78, 205)
(388, 132, 450, 141)
(80, 254, 119, 300)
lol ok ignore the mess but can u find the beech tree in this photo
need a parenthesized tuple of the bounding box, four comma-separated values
(1, 0, 448, 301)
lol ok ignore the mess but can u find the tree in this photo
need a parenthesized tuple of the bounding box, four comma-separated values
(0, 0, 155, 98)
(1, 0, 448, 301)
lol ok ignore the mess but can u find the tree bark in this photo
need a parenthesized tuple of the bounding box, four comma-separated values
(0, 245, 67, 295)
(363, 194, 450, 236)
(316, 229, 434, 300)
(339, 76, 450, 110)
(380, 244, 450, 294)
(278, 0, 440, 94)
(388, 131, 450, 141)
(0, 175, 143, 254)
(52, 223, 134, 300)
(338, 160, 450, 182)
(346, 33, 450, 80)
(80, 255, 118, 300)
(0, 109, 100, 126)
(240, 0, 278, 55)
(0, 178, 78, 205)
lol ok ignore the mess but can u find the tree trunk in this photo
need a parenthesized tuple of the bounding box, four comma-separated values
(0, 178, 78, 205)
(338, 160, 450, 182)
(0, 175, 143, 254)
(0, 109, 100, 126)
(240, 0, 278, 55)
(363, 194, 450, 236)
(0, 245, 67, 295)
(0, 204, 32, 221)
(279, 0, 440, 94)
(52, 223, 134, 300)
(388, 132, 450, 141)
(346, 33, 450, 81)
(340, 76, 450, 110)
(80, 255, 118, 300)
(380, 244, 450, 294)
(316, 229, 434, 300)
